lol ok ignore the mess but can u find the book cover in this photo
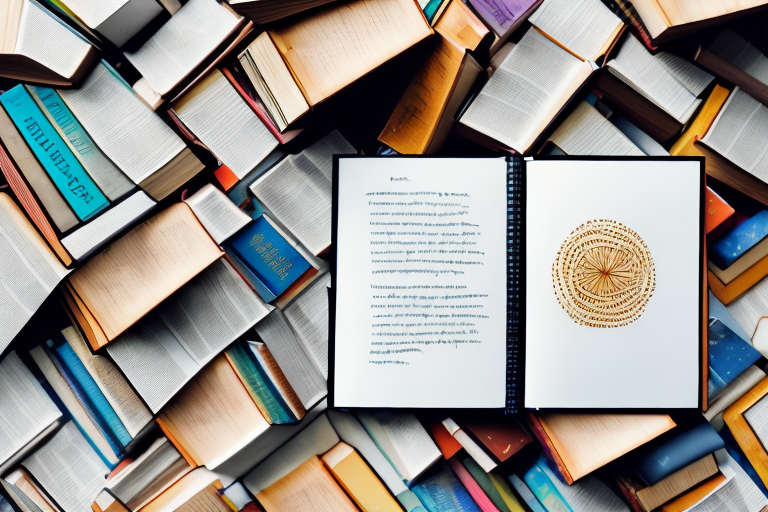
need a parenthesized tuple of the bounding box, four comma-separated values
(708, 318, 762, 401)
(523, 458, 573, 512)
(461, 457, 513, 512)
(711, 210, 768, 269)
(226, 215, 311, 300)
(412, 463, 482, 512)
(0, 85, 108, 221)
(463, 418, 532, 463)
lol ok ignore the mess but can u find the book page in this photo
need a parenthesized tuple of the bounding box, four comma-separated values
(268, 0, 432, 105)
(540, 462, 629, 511)
(525, 159, 701, 408)
(174, 70, 277, 179)
(656, 0, 766, 26)
(700, 88, 768, 182)
(608, 35, 701, 123)
(125, 0, 240, 96)
(708, 30, 768, 86)
(0, 194, 69, 351)
(688, 451, 768, 512)
(184, 184, 251, 244)
(58, 0, 129, 28)
(0, 352, 61, 465)
(334, 157, 508, 408)
(158, 259, 271, 364)
(460, 28, 592, 152)
(107, 315, 199, 414)
(58, 63, 186, 184)
(655, 51, 713, 96)
(23, 422, 108, 512)
(249, 131, 355, 255)
(14, 1, 92, 80)
(745, 393, 768, 446)
(549, 101, 644, 156)
(284, 273, 330, 378)
(528, 0, 622, 61)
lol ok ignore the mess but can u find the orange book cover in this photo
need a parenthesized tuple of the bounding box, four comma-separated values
(155, 417, 198, 468)
(704, 187, 734, 234)
(426, 420, 462, 459)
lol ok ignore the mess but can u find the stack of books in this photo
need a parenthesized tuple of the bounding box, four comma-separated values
(5, 0, 768, 511)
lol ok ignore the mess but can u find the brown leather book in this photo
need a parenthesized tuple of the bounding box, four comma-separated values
(463, 417, 532, 463)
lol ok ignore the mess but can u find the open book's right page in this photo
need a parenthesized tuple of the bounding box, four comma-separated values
(525, 158, 701, 408)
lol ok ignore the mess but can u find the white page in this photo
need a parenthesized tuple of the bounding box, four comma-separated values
(184, 184, 251, 244)
(708, 30, 768, 87)
(541, 462, 629, 511)
(549, 101, 644, 156)
(283, 273, 330, 378)
(334, 157, 508, 408)
(60, 0, 130, 28)
(125, 0, 240, 95)
(525, 159, 701, 408)
(655, 52, 713, 96)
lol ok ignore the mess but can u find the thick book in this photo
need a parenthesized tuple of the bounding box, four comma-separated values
(330, 155, 704, 410)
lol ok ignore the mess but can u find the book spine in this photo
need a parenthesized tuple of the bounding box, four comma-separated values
(54, 341, 133, 447)
(523, 462, 574, 512)
(43, 342, 125, 461)
(505, 156, 523, 413)
(0, 86, 109, 221)
(525, 414, 573, 484)
(253, 343, 306, 420)
(449, 459, 500, 512)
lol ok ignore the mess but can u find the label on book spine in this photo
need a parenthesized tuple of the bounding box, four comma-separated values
(0, 86, 108, 221)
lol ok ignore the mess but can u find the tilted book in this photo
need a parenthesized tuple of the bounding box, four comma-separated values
(330, 155, 705, 411)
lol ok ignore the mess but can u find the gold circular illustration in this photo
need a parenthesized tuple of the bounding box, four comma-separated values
(552, 219, 655, 328)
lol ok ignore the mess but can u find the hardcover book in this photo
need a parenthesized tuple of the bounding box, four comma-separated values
(330, 156, 704, 410)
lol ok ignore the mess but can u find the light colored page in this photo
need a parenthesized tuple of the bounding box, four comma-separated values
(656, 0, 766, 26)
(59, 0, 129, 28)
(175, 70, 277, 179)
(705, 365, 765, 421)
(125, 0, 240, 95)
(107, 314, 200, 413)
(249, 131, 355, 255)
(334, 157, 508, 408)
(745, 393, 768, 445)
(709, 30, 768, 86)
(0, 352, 61, 465)
(284, 273, 330, 378)
(700, 88, 768, 182)
(689, 451, 768, 512)
(608, 35, 701, 123)
(59, 63, 186, 184)
(655, 51, 714, 96)
(14, 1, 91, 80)
(23, 422, 108, 512)
(62, 327, 151, 439)
(460, 28, 592, 152)
(243, 413, 338, 494)
(549, 101, 644, 156)
(728, 274, 768, 335)
(158, 259, 271, 364)
(184, 184, 251, 244)
(326, 410, 408, 496)
(525, 159, 701, 408)
(254, 309, 326, 409)
(0, 194, 69, 351)
(61, 191, 156, 261)
(541, 462, 629, 511)
(528, 0, 622, 61)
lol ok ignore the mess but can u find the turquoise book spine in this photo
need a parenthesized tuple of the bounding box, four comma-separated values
(0, 85, 108, 221)
(44, 341, 124, 463)
(508, 475, 546, 512)
(523, 460, 574, 512)
(226, 343, 295, 424)
(54, 341, 132, 447)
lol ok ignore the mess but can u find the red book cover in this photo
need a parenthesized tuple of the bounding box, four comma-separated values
(463, 417, 533, 463)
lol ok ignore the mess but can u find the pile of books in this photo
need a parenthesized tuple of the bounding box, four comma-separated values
(4, 0, 768, 511)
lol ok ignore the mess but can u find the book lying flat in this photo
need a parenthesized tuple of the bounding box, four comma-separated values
(331, 156, 704, 410)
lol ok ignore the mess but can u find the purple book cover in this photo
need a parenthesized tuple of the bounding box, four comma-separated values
(468, 0, 539, 35)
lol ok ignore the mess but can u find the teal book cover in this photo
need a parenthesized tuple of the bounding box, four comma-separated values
(226, 215, 311, 300)
(225, 342, 295, 424)
(523, 458, 574, 512)
(0, 85, 109, 221)
(412, 463, 482, 512)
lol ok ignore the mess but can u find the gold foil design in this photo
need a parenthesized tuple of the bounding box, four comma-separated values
(552, 219, 655, 328)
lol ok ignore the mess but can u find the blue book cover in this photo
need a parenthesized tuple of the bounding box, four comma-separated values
(523, 458, 574, 512)
(0, 85, 109, 221)
(711, 210, 768, 269)
(225, 215, 311, 300)
(708, 318, 762, 402)
(44, 340, 125, 462)
(633, 422, 725, 486)
(508, 474, 546, 512)
(412, 464, 482, 512)
(225, 249, 277, 303)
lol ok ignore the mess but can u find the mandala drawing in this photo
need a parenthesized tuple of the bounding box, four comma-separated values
(552, 219, 655, 328)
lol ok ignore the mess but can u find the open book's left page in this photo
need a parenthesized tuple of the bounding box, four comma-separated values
(333, 157, 508, 408)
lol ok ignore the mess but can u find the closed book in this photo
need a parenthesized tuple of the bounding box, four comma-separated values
(226, 215, 312, 300)
(449, 458, 500, 512)
(711, 210, 768, 269)
(0, 85, 109, 221)
(461, 457, 512, 512)
(412, 463, 482, 512)
(248, 341, 306, 420)
(523, 458, 573, 512)
(321, 442, 403, 512)
(463, 418, 532, 463)
(708, 319, 762, 402)
(704, 187, 734, 234)
(425, 420, 462, 459)
(224, 342, 295, 424)
(53, 339, 133, 447)
(487, 474, 525, 512)
(507, 474, 545, 512)
(632, 422, 725, 486)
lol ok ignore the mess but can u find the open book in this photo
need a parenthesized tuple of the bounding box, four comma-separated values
(330, 156, 704, 410)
